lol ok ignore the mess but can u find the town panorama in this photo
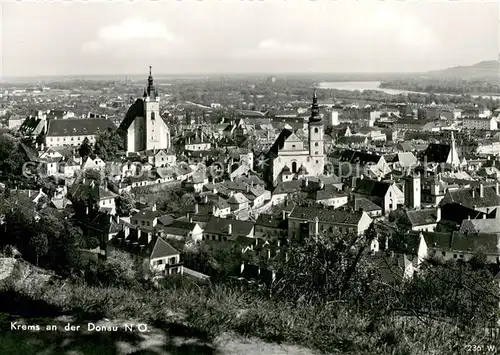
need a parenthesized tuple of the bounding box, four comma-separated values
(0, 1, 499, 354)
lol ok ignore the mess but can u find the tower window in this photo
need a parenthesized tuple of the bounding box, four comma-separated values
(315, 142, 319, 147)
(314, 128, 319, 133)
(151, 112, 155, 120)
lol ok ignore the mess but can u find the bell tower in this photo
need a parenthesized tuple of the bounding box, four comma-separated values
(308, 88, 325, 173)
(143, 66, 169, 151)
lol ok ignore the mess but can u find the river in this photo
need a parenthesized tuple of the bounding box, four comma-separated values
(317, 81, 500, 100)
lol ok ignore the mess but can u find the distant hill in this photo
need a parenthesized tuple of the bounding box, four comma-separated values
(428, 59, 499, 80)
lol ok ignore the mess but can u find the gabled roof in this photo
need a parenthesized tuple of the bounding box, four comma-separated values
(268, 128, 293, 156)
(440, 203, 486, 223)
(349, 198, 382, 212)
(47, 119, 116, 137)
(289, 206, 366, 225)
(150, 237, 179, 259)
(404, 208, 439, 227)
(204, 217, 254, 236)
(423, 143, 450, 164)
(442, 186, 500, 209)
(353, 178, 392, 198)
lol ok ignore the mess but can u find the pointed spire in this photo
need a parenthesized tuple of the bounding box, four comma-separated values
(310, 87, 321, 124)
(146, 66, 155, 97)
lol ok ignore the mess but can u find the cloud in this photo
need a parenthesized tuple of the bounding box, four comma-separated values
(81, 18, 179, 56)
(233, 38, 323, 58)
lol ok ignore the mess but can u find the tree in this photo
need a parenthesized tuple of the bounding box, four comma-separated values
(272, 230, 373, 305)
(116, 192, 135, 217)
(78, 137, 92, 158)
(30, 233, 48, 266)
(94, 128, 124, 161)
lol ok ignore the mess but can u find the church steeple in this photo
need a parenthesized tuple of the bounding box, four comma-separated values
(146, 66, 156, 98)
(309, 88, 321, 124)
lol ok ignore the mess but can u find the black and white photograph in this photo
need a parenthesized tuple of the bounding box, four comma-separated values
(0, 0, 499, 354)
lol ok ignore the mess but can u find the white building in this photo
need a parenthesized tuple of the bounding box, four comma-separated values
(119, 67, 171, 154)
(462, 117, 498, 131)
(266, 89, 325, 186)
(45, 119, 116, 148)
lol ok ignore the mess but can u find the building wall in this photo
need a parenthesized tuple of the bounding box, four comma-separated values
(46, 134, 97, 147)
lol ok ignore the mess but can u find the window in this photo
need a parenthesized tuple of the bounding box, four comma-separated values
(459, 254, 464, 258)
(292, 145, 296, 148)
(315, 142, 319, 147)
(315, 151, 318, 155)
(314, 128, 318, 133)
(453, 254, 457, 259)
(157, 259, 163, 265)
(315, 160, 319, 164)
(169, 257, 176, 264)
(141, 221, 145, 226)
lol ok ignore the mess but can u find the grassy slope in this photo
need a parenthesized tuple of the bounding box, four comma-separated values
(0, 259, 496, 354)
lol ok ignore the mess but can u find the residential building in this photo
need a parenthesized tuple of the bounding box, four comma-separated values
(46, 119, 116, 148)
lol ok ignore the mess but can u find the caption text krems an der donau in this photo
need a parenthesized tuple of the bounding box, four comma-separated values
(11, 322, 149, 332)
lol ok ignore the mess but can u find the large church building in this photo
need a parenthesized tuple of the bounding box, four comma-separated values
(266, 89, 326, 186)
(118, 67, 171, 154)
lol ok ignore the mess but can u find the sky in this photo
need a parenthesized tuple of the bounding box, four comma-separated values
(1, 0, 499, 77)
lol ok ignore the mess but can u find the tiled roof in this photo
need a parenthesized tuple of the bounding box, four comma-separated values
(274, 181, 302, 196)
(459, 219, 500, 234)
(405, 208, 439, 227)
(268, 128, 293, 156)
(70, 183, 117, 202)
(162, 220, 197, 237)
(349, 198, 382, 212)
(204, 217, 254, 236)
(442, 186, 500, 209)
(255, 213, 288, 229)
(422, 231, 500, 254)
(47, 118, 116, 137)
(440, 203, 486, 223)
(150, 237, 179, 259)
(423, 143, 450, 163)
(353, 178, 391, 198)
(289, 206, 365, 225)
(314, 185, 347, 201)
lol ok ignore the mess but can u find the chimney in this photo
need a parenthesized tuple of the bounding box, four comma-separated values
(480, 184, 484, 198)
(483, 214, 487, 219)
(267, 249, 271, 259)
(85, 206, 89, 215)
(496, 182, 499, 196)
(204, 195, 208, 204)
(228, 223, 232, 235)
(195, 203, 199, 214)
(473, 205, 477, 211)
(124, 225, 130, 238)
(240, 262, 245, 275)
(189, 217, 193, 223)
(246, 185, 250, 193)
(147, 231, 152, 244)
(305, 177, 309, 187)
(28, 190, 31, 198)
(472, 189, 475, 199)
(152, 203, 156, 212)
(83, 177, 86, 184)
(282, 210, 287, 220)
(187, 212, 190, 220)
(314, 216, 319, 235)
(436, 207, 441, 222)
(319, 179, 324, 189)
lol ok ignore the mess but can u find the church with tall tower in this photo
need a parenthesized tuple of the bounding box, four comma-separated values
(265, 89, 326, 186)
(118, 67, 171, 154)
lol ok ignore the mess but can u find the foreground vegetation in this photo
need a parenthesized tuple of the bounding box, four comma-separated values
(1, 228, 500, 354)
